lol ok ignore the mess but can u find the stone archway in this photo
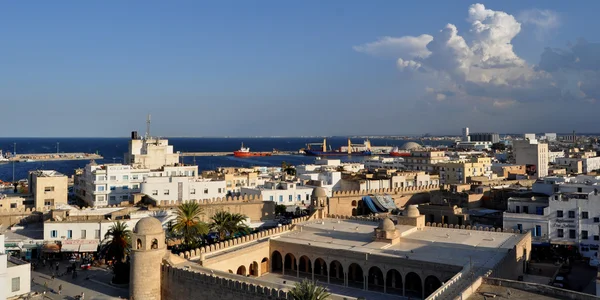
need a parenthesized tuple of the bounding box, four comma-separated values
(348, 263, 364, 288)
(368, 266, 384, 292)
(351, 200, 357, 206)
(329, 260, 344, 285)
(314, 258, 328, 281)
(405, 272, 422, 299)
(386, 269, 403, 295)
(236, 265, 247, 276)
(261, 257, 269, 275)
(249, 261, 259, 276)
(271, 251, 283, 273)
(299, 255, 312, 277)
(424, 275, 442, 298)
(284, 253, 297, 276)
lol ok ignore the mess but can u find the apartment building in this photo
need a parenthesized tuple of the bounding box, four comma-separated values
(124, 132, 180, 170)
(141, 176, 227, 202)
(438, 157, 492, 184)
(513, 137, 549, 178)
(241, 181, 313, 207)
(28, 170, 68, 210)
(402, 150, 448, 173)
(363, 156, 406, 171)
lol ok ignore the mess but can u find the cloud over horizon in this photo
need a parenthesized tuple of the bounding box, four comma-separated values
(354, 3, 600, 128)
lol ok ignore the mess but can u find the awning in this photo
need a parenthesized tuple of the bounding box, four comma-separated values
(78, 242, 99, 252)
(60, 243, 80, 252)
(42, 243, 60, 253)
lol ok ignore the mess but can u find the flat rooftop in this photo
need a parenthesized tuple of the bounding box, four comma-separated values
(277, 219, 523, 268)
(466, 283, 558, 300)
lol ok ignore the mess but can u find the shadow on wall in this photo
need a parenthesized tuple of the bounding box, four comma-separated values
(397, 192, 431, 208)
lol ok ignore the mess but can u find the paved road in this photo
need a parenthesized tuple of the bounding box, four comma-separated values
(30, 260, 129, 300)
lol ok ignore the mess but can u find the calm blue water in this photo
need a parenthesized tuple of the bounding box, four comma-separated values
(0, 137, 452, 182)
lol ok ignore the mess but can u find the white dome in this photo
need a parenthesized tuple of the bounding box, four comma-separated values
(134, 217, 163, 235)
(400, 142, 422, 151)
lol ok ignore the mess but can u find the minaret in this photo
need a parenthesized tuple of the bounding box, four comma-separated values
(130, 217, 166, 300)
(145, 114, 152, 140)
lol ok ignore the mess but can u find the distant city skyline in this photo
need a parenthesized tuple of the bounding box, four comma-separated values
(1, 1, 599, 137)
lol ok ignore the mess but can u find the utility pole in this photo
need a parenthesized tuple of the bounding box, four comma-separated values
(12, 142, 16, 183)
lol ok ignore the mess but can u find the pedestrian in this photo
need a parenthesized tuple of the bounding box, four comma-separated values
(58, 284, 62, 295)
(80, 291, 85, 300)
(44, 281, 48, 290)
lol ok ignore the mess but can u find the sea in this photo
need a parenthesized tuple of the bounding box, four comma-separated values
(0, 137, 453, 182)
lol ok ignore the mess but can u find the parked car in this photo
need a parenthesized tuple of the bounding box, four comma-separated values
(552, 275, 568, 289)
(590, 258, 599, 267)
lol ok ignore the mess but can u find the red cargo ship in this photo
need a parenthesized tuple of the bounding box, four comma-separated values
(389, 146, 410, 157)
(233, 143, 272, 157)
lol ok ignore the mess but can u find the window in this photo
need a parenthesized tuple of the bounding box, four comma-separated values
(109, 196, 116, 201)
(95, 230, 100, 239)
(51, 230, 57, 238)
(96, 176, 106, 181)
(44, 186, 54, 192)
(81, 230, 86, 239)
(164, 190, 170, 195)
(558, 229, 564, 238)
(523, 206, 529, 214)
(557, 210, 563, 218)
(96, 195, 105, 201)
(11, 277, 20, 292)
(44, 199, 53, 206)
(583, 212, 589, 219)
(152, 190, 158, 196)
(218, 188, 222, 193)
(279, 195, 283, 202)
(289, 195, 293, 202)
(535, 225, 542, 237)
(204, 189, 208, 194)
(110, 176, 116, 181)
(269, 195, 274, 201)
(67, 230, 72, 239)
(132, 184, 138, 189)
(568, 211, 575, 218)
(122, 195, 129, 200)
(594, 235, 599, 241)
(297, 195, 301, 201)
(190, 189, 196, 195)
(132, 175, 139, 180)
(582, 230, 588, 240)
(110, 186, 116, 191)
(595, 217, 600, 223)
(10, 203, 16, 208)
(578, 187, 583, 193)
(122, 185, 129, 190)
(517, 224, 522, 231)
(515, 206, 520, 213)
(97, 186, 105, 191)
(569, 229, 576, 239)
(123, 175, 129, 180)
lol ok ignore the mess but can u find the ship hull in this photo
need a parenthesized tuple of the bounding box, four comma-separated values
(304, 150, 372, 156)
(389, 152, 410, 157)
(233, 151, 272, 158)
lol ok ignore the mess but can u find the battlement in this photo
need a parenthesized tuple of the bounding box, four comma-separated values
(159, 194, 263, 206)
(178, 216, 309, 260)
(161, 264, 290, 300)
(331, 184, 440, 197)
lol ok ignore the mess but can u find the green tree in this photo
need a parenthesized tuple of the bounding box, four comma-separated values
(173, 202, 209, 248)
(209, 211, 250, 241)
(289, 279, 331, 300)
(101, 221, 131, 263)
(491, 142, 506, 151)
(275, 204, 287, 216)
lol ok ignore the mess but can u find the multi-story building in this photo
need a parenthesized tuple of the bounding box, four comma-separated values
(503, 190, 600, 259)
(240, 181, 313, 208)
(555, 155, 600, 174)
(490, 163, 527, 179)
(362, 156, 406, 171)
(513, 137, 549, 178)
(532, 175, 600, 196)
(0, 234, 31, 299)
(548, 151, 565, 163)
(438, 157, 492, 184)
(296, 158, 364, 174)
(141, 176, 227, 202)
(340, 171, 439, 191)
(297, 170, 341, 197)
(402, 150, 448, 173)
(469, 132, 500, 144)
(124, 132, 180, 170)
(28, 170, 68, 210)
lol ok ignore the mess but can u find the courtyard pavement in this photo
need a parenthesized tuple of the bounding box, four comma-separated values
(30, 260, 128, 300)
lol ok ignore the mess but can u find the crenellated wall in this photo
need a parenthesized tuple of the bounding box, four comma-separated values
(159, 196, 276, 222)
(161, 264, 290, 300)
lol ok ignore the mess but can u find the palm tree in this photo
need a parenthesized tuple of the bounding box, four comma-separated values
(173, 202, 209, 247)
(101, 221, 131, 263)
(289, 280, 331, 300)
(209, 211, 249, 240)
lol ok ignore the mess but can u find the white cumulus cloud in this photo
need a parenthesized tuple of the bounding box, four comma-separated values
(518, 9, 560, 40)
(353, 35, 433, 58)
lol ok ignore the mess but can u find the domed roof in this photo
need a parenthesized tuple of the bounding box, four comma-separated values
(406, 205, 420, 218)
(400, 142, 423, 151)
(312, 187, 328, 198)
(134, 217, 164, 235)
(378, 218, 395, 231)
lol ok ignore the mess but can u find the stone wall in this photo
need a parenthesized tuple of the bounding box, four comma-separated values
(161, 264, 290, 300)
(158, 196, 275, 223)
(481, 277, 600, 300)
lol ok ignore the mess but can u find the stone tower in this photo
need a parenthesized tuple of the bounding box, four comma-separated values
(310, 187, 328, 218)
(130, 217, 166, 300)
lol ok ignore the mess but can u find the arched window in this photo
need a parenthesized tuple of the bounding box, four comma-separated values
(136, 239, 142, 250)
(151, 238, 158, 249)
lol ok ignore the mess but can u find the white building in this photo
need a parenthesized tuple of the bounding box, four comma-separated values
(124, 134, 180, 170)
(296, 158, 364, 174)
(542, 133, 557, 141)
(0, 234, 30, 300)
(548, 151, 565, 163)
(555, 156, 600, 174)
(503, 190, 600, 259)
(513, 138, 549, 178)
(141, 176, 227, 202)
(532, 175, 600, 196)
(241, 181, 313, 208)
(297, 171, 341, 197)
(523, 133, 537, 141)
(363, 156, 406, 171)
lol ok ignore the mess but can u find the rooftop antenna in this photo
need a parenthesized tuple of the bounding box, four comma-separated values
(145, 114, 151, 140)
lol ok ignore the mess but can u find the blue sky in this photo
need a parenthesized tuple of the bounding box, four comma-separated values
(1, 1, 599, 137)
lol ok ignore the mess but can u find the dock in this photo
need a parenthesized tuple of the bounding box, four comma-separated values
(8, 153, 103, 162)
(180, 151, 298, 157)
